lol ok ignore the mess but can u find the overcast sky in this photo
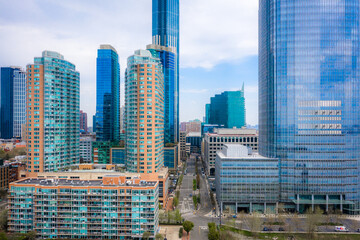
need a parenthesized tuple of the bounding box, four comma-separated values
(0, 0, 259, 125)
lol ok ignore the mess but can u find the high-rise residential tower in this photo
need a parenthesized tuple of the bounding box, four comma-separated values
(80, 110, 88, 133)
(26, 51, 80, 176)
(95, 44, 120, 141)
(206, 89, 246, 129)
(259, 0, 360, 214)
(152, 0, 179, 143)
(0, 67, 26, 139)
(125, 49, 165, 173)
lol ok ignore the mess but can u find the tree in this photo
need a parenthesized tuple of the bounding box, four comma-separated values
(193, 179, 197, 191)
(155, 233, 164, 240)
(23, 231, 37, 240)
(208, 222, 219, 240)
(238, 211, 246, 230)
(142, 231, 151, 240)
(0, 210, 8, 231)
(183, 221, 194, 237)
(179, 227, 184, 238)
(0, 232, 7, 240)
(248, 212, 262, 234)
(175, 209, 182, 223)
(305, 207, 323, 239)
(173, 196, 179, 207)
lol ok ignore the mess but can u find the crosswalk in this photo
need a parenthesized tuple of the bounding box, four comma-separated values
(180, 197, 194, 214)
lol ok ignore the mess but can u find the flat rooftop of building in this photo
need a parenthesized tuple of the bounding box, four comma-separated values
(217, 144, 276, 160)
(14, 178, 157, 187)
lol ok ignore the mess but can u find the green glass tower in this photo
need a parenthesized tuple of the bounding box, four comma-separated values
(206, 86, 246, 128)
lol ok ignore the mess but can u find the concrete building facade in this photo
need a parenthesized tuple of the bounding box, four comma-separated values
(203, 128, 258, 176)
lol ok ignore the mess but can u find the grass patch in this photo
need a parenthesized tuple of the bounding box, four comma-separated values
(221, 225, 360, 240)
(264, 221, 285, 225)
(317, 222, 341, 226)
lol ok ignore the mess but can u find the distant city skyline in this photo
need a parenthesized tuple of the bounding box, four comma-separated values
(0, 0, 259, 125)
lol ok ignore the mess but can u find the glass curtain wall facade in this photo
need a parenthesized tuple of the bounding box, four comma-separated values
(147, 44, 176, 144)
(26, 51, 80, 176)
(207, 90, 246, 128)
(152, 0, 179, 143)
(96, 45, 120, 141)
(259, 0, 360, 213)
(125, 50, 165, 173)
(0, 67, 26, 139)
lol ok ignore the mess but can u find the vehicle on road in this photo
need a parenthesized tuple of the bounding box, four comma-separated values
(334, 226, 349, 232)
(278, 227, 285, 231)
(263, 227, 272, 231)
(189, 194, 192, 197)
(357, 228, 360, 232)
(232, 215, 237, 218)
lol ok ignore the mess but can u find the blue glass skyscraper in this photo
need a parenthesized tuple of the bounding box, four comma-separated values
(0, 67, 26, 139)
(96, 45, 120, 141)
(259, 0, 360, 214)
(147, 44, 176, 144)
(152, 0, 179, 143)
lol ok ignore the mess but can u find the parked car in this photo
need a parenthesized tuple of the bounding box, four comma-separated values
(356, 228, 360, 232)
(334, 226, 349, 232)
(278, 227, 285, 231)
(263, 227, 272, 231)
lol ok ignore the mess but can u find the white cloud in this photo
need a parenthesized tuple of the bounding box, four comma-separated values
(0, 0, 259, 125)
(181, 0, 258, 69)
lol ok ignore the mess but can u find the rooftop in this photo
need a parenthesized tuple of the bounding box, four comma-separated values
(15, 178, 157, 188)
(218, 144, 275, 160)
(209, 128, 258, 136)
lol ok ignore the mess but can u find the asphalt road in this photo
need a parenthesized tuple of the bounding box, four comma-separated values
(179, 154, 217, 240)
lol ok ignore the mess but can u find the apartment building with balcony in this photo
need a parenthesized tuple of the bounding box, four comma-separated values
(8, 175, 159, 239)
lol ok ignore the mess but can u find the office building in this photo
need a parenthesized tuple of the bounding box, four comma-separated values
(124, 49, 164, 173)
(259, 0, 360, 214)
(79, 137, 94, 163)
(0, 163, 26, 189)
(201, 123, 225, 136)
(80, 110, 88, 133)
(147, 44, 177, 144)
(203, 128, 258, 176)
(164, 145, 179, 171)
(96, 45, 120, 141)
(8, 176, 160, 239)
(179, 131, 186, 161)
(215, 144, 279, 213)
(92, 115, 96, 133)
(206, 89, 246, 128)
(180, 120, 202, 134)
(152, 0, 179, 143)
(110, 147, 126, 165)
(0, 67, 26, 139)
(186, 132, 201, 154)
(92, 141, 119, 164)
(26, 51, 80, 176)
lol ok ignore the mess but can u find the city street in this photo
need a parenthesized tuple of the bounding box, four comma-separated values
(179, 154, 218, 240)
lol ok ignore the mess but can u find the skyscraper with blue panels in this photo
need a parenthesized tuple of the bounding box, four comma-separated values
(152, 0, 179, 143)
(206, 90, 246, 129)
(0, 67, 26, 139)
(259, 0, 360, 213)
(96, 45, 120, 142)
(147, 44, 176, 144)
